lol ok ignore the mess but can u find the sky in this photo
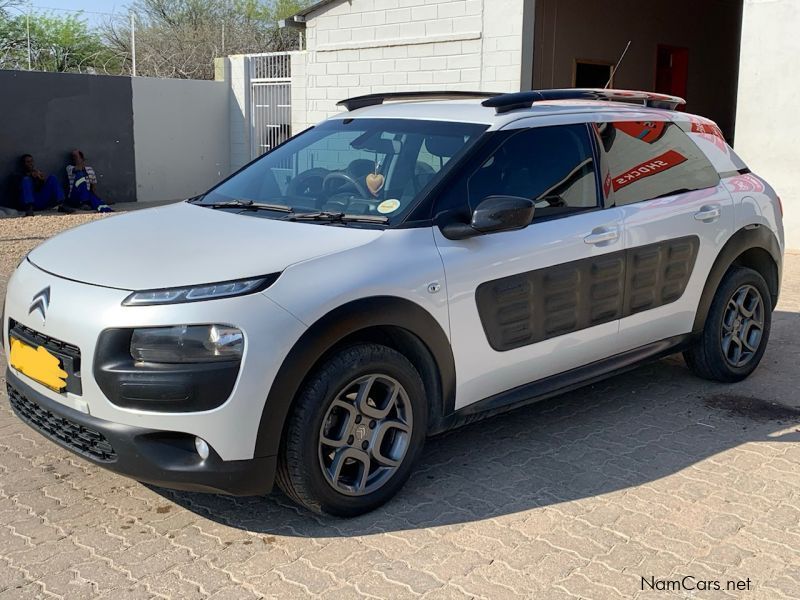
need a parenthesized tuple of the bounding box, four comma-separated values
(25, 1, 129, 27)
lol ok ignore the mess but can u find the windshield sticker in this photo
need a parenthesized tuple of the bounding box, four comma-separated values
(377, 199, 401, 214)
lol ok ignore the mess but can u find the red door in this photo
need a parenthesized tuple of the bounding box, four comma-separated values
(655, 45, 689, 109)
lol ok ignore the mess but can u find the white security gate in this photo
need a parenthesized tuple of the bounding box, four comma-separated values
(249, 52, 292, 160)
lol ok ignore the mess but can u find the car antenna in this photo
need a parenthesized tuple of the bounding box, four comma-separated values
(605, 40, 632, 89)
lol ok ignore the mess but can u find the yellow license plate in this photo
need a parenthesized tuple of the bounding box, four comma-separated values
(9, 336, 68, 392)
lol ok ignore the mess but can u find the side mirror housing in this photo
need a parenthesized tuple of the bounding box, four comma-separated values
(441, 195, 535, 240)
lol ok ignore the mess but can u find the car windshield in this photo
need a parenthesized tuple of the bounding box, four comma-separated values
(198, 118, 488, 225)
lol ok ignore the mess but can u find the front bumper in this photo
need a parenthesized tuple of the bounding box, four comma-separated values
(6, 368, 276, 495)
(3, 258, 307, 462)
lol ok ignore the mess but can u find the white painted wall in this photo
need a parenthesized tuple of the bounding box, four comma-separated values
(223, 55, 252, 172)
(131, 76, 231, 202)
(292, 0, 525, 132)
(291, 51, 309, 137)
(735, 0, 799, 249)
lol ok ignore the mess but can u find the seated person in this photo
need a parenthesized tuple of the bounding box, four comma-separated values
(66, 149, 113, 213)
(18, 154, 73, 217)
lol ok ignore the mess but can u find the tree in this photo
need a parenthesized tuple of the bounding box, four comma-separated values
(0, 10, 121, 74)
(103, 0, 310, 80)
(0, 1, 21, 17)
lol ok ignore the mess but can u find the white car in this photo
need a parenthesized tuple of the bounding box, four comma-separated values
(2, 89, 784, 517)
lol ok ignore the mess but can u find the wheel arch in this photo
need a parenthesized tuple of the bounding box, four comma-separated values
(253, 296, 456, 458)
(692, 225, 782, 333)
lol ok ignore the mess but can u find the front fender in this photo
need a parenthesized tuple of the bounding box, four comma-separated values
(253, 296, 456, 458)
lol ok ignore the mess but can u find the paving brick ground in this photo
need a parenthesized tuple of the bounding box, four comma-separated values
(1, 214, 799, 599)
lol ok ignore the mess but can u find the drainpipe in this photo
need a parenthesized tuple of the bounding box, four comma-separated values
(520, 0, 536, 91)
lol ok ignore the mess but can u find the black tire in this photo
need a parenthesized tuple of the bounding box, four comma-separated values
(276, 343, 427, 517)
(684, 266, 772, 383)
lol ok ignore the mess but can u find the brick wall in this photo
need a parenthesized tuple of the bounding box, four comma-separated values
(292, 0, 525, 131)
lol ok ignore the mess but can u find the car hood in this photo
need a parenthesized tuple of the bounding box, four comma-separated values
(27, 202, 384, 290)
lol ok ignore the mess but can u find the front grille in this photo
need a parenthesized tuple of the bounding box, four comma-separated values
(7, 383, 116, 462)
(11, 320, 81, 356)
(9, 320, 82, 395)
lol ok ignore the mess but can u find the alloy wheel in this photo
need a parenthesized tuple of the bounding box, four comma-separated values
(721, 284, 765, 368)
(318, 374, 413, 496)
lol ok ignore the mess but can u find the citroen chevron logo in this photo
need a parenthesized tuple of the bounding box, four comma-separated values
(28, 286, 50, 323)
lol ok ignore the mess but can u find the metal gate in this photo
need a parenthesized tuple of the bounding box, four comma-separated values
(249, 52, 292, 160)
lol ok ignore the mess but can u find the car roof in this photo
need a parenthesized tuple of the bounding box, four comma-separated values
(325, 98, 697, 130)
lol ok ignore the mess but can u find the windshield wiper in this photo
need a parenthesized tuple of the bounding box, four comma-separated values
(202, 199, 294, 213)
(282, 211, 390, 225)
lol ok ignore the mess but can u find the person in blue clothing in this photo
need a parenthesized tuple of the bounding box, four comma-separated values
(67, 149, 113, 212)
(66, 149, 113, 213)
(18, 154, 74, 217)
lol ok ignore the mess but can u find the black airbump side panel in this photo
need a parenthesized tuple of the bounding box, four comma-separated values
(476, 236, 699, 352)
(624, 237, 699, 315)
(476, 252, 626, 351)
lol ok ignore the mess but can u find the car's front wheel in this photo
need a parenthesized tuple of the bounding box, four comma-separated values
(684, 266, 772, 382)
(276, 343, 427, 517)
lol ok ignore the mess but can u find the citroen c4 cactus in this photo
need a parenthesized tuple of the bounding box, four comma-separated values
(2, 89, 784, 516)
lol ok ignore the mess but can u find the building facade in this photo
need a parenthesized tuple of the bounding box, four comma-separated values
(286, 0, 526, 132)
(282, 0, 742, 140)
(217, 0, 796, 246)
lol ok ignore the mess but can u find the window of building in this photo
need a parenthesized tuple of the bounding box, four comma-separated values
(595, 121, 720, 206)
(574, 60, 614, 88)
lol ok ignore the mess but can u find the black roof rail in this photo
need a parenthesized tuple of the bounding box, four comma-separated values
(337, 91, 501, 112)
(481, 89, 686, 114)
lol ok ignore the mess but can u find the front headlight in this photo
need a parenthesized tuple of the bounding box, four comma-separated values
(122, 274, 278, 306)
(130, 325, 243, 363)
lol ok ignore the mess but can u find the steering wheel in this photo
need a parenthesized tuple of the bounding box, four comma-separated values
(322, 171, 371, 199)
(286, 168, 329, 197)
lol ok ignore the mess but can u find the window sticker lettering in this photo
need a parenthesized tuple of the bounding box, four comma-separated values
(612, 150, 688, 192)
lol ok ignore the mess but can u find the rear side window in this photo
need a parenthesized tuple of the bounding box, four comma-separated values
(676, 116, 748, 175)
(594, 121, 720, 207)
(466, 124, 599, 221)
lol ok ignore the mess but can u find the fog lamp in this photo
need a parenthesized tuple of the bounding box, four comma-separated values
(195, 437, 210, 460)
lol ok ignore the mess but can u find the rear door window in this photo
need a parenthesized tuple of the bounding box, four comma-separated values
(594, 121, 720, 206)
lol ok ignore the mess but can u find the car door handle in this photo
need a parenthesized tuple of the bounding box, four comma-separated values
(584, 227, 619, 245)
(694, 206, 721, 222)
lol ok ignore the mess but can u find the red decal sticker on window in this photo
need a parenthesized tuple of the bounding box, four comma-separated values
(690, 118, 724, 140)
(612, 150, 687, 192)
(689, 117, 728, 153)
(614, 121, 668, 144)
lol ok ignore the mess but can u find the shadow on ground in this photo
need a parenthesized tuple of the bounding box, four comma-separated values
(159, 310, 800, 537)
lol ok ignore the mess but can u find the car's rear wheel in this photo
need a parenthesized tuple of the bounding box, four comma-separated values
(684, 266, 772, 382)
(276, 343, 427, 517)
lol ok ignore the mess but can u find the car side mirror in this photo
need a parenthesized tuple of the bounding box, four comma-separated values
(441, 195, 535, 240)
